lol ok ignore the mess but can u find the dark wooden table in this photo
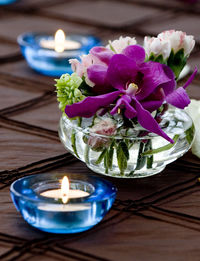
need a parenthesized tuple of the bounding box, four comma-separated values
(0, 0, 200, 260)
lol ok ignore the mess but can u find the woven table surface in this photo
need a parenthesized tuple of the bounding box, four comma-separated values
(0, 0, 200, 260)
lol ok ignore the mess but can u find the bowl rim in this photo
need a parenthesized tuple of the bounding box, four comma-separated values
(60, 107, 193, 141)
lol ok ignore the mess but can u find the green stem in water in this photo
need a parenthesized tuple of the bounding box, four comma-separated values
(141, 135, 179, 156)
(108, 140, 115, 170)
(146, 140, 153, 169)
(135, 142, 145, 170)
(95, 148, 107, 164)
(71, 117, 82, 159)
(135, 139, 154, 170)
(78, 117, 82, 127)
(104, 150, 109, 174)
(71, 131, 79, 158)
(84, 145, 90, 164)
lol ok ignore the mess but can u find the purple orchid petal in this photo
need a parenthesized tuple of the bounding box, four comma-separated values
(65, 91, 121, 118)
(133, 98, 174, 143)
(87, 64, 113, 94)
(160, 64, 176, 96)
(141, 100, 163, 112)
(122, 45, 145, 64)
(110, 95, 137, 118)
(141, 87, 165, 111)
(90, 46, 114, 65)
(87, 64, 107, 86)
(136, 62, 172, 100)
(165, 87, 190, 109)
(183, 67, 198, 89)
(107, 54, 138, 90)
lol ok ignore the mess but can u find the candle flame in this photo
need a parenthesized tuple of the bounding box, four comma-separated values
(61, 176, 69, 204)
(54, 29, 65, 53)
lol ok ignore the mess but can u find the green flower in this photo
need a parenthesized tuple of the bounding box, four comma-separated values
(55, 73, 85, 112)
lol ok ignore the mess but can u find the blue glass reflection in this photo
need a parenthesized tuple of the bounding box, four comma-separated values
(0, 0, 17, 5)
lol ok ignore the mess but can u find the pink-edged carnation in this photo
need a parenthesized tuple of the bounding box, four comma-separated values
(158, 30, 195, 56)
(106, 36, 137, 53)
(144, 36, 171, 59)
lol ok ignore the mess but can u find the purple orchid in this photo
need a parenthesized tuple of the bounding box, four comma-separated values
(65, 45, 197, 143)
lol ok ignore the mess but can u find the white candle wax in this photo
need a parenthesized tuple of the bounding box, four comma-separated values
(40, 189, 89, 199)
(40, 39, 81, 51)
(39, 189, 90, 212)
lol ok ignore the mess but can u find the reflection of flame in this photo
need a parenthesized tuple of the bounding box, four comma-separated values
(61, 176, 69, 204)
(54, 29, 65, 53)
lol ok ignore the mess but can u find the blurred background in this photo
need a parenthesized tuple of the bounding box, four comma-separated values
(0, 0, 199, 147)
(0, 0, 199, 136)
(0, 0, 199, 81)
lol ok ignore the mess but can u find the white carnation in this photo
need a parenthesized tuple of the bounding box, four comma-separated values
(144, 36, 171, 59)
(106, 36, 137, 53)
(158, 30, 195, 56)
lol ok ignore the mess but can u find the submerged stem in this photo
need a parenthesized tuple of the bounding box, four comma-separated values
(142, 135, 179, 156)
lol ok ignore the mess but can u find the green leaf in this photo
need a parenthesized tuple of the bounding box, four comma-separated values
(95, 149, 107, 164)
(141, 135, 179, 156)
(185, 123, 195, 145)
(119, 141, 129, 160)
(116, 141, 129, 175)
(146, 53, 166, 64)
(78, 79, 95, 96)
(167, 49, 187, 79)
(154, 54, 166, 64)
(108, 41, 117, 53)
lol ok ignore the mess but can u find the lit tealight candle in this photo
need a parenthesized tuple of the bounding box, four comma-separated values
(40, 176, 89, 204)
(11, 173, 116, 233)
(40, 29, 81, 52)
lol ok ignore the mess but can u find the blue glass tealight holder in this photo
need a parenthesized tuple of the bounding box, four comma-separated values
(10, 173, 116, 234)
(17, 32, 101, 77)
(0, 0, 17, 5)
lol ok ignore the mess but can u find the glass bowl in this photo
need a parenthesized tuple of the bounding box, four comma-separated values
(59, 107, 195, 178)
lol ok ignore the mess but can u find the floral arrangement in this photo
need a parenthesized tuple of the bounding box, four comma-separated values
(56, 30, 197, 176)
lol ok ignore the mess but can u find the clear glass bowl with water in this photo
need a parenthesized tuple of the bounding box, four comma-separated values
(59, 106, 195, 178)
